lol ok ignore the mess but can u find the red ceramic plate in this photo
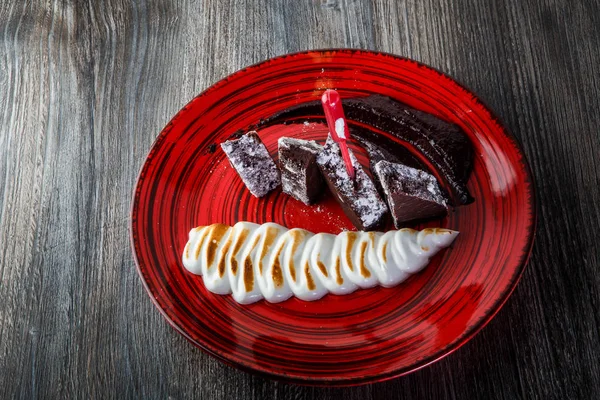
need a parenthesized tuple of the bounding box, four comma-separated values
(131, 50, 535, 385)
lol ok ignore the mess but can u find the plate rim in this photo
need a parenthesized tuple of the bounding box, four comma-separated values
(130, 48, 537, 386)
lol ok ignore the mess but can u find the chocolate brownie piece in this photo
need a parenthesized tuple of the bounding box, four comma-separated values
(221, 131, 280, 197)
(316, 135, 388, 231)
(374, 160, 448, 227)
(278, 137, 325, 205)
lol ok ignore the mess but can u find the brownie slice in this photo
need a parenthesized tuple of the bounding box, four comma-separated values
(374, 160, 448, 227)
(316, 135, 388, 231)
(221, 131, 280, 197)
(278, 137, 325, 205)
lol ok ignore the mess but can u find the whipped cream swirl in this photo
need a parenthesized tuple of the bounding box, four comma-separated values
(182, 222, 458, 304)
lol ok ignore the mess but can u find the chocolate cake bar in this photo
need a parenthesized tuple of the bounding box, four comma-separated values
(221, 131, 280, 197)
(278, 137, 325, 205)
(374, 160, 448, 227)
(316, 135, 388, 231)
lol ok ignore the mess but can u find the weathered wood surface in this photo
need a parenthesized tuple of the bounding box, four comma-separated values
(1, 0, 598, 398)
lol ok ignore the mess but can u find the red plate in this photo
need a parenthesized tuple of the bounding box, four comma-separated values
(130, 50, 536, 385)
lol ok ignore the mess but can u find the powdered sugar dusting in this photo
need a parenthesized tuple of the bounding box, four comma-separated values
(278, 137, 322, 154)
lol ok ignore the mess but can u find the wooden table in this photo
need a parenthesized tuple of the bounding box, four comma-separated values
(1, 1, 598, 398)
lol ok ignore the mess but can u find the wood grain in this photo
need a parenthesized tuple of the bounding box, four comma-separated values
(0, 0, 598, 398)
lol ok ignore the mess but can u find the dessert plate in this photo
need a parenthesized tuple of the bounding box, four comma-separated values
(130, 49, 536, 385)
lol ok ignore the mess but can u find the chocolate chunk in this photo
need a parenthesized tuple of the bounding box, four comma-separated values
(278, 137, 325, 205)
(374, 160, 448, 227)
(221, 131, 280, 197)
(316, 135, 388, 231)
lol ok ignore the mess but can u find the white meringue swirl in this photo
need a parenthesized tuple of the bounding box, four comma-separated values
(182, 222, 458, 304)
